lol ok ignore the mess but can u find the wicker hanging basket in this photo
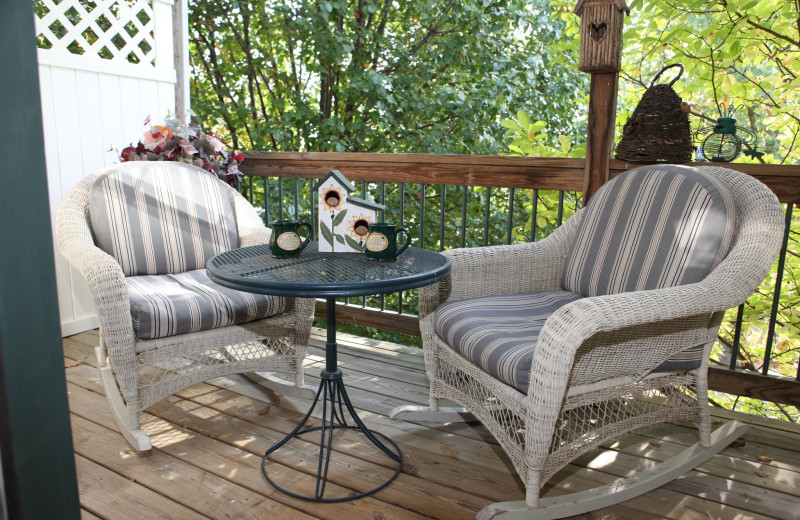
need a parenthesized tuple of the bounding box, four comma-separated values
(615, 64, 694, 163)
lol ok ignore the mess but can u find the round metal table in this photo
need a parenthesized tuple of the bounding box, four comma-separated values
(207, 242, 450, 502)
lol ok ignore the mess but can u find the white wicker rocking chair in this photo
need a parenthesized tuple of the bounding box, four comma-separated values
(391, 165, 784, 519)
(57, 162, 316, 451)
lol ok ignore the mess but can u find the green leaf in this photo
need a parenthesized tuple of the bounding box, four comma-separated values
(345, 234, 364, 251)
(529, 121, 547, 133)
(332, 209, 348, 227)
(320, 221, 334, 247)
(335, 234, 345, 244)
(516, 111, 530, 128)
(557, 134, 572, 153)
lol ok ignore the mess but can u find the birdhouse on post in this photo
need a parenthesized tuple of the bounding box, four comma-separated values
(574, 0, 629, 73)
(314, 170, 385, 253)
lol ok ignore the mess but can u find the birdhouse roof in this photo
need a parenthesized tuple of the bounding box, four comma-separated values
(312, 169, 357, 193)
(573, 0, 630, 16)
(348, 196, 386, 213)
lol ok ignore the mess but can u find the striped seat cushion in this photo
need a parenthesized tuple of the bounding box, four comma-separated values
(562, 165, 736, 297)
(434, 291, 708, 394)
(434, 291, 582, 393)
(89, 162, 239, 276)
(126, 269, 290, 340)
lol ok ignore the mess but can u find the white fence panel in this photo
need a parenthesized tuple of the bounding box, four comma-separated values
(35, 0, 179, 336)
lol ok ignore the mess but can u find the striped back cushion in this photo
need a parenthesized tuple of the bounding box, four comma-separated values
(89, 162, 239, 276)
(562, 165, 736, 297)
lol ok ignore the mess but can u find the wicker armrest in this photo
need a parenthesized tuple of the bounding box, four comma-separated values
(419, 211, 583, 319)
(56, 175, 138, 372)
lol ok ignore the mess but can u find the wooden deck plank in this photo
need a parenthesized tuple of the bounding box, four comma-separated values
(67, 379, 431, 520)
(71, 412, 314, 520)
(81, 509, 103, 520)
(64, 330, 800, 520)
(75, 455, 208, 520)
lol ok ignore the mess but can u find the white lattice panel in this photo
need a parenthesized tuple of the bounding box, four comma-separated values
(35, 0, 156, 67)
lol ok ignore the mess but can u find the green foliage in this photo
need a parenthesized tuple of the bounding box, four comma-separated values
(502, 110, 586, 158)
(189, 0, 586, 154)
(610, 0, 800, 421)
(617, 0, 800, 164)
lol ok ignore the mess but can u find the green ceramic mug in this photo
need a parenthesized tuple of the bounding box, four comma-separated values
(269, 219, 313, 258)
(364, 223, 410, 262)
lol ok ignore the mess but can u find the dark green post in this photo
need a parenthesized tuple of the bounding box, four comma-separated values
(0, 2, 81, 519)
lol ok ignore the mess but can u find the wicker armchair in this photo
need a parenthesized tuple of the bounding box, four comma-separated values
(391, 165, 784, 519)
(57, 162, 315, 451)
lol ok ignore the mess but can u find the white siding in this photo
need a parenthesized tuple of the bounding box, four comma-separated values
(36, 0, 181, 336)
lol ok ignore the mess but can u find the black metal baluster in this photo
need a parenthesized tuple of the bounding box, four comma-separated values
(420, 184, 426, 247)
(263, 177, 270, 225)
(730, 304, 745, 370)
(399, 183, 405, 315)
(278, 178, 284, 220)
(461, 186, 468, 248)
(507, 187, 515, 244)
(483, 187, 491, 246)
(293, 178, 299, 219)
(310, 178, 316, 232)
(531, 189, 539, 242)
(763, 203, 794, 375)
(439, 185, 446, 252)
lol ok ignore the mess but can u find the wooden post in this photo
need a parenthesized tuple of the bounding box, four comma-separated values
(583, 71, 619, 202)
(573, 0, 628, 203)
(173, 0, 190, 116)
(0, 1, 80, 518)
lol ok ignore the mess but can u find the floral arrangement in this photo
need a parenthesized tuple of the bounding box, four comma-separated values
(119, 113, 244, 185)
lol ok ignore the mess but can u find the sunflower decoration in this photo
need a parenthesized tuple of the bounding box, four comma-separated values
(320, 185, 345, 212)
(349, 214, 372, 239)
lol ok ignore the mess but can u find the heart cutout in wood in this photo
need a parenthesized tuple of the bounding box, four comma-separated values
(589, 22, 608, 42)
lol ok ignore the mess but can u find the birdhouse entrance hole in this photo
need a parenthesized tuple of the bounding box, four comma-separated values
(353, 219, 370, 237)
(589, 22, 607, 42)
(325, 190, 341, 208)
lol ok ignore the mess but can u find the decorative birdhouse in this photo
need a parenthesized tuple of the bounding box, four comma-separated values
(574, 0, 629, 73)
(313, 170, 385, 253)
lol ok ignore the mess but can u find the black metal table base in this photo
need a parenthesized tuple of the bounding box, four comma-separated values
(261, 369, 403, 502)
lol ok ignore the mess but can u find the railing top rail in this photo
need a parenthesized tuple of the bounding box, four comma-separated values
(242, 152, 586, 190)
(241, 152, 800, 202)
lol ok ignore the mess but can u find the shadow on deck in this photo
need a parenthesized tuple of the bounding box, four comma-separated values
(64, 328, 800, 520)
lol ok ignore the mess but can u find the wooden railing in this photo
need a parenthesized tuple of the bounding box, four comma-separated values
(242, 151, 800, 202)
(241, 152, 800, 408)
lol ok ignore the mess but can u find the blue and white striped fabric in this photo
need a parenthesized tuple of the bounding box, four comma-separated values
(89, 163, 239, 276)
(434, 291, 709, 394)
(562, 165, 736, 297)
(126, 269, 290, 339)
(434, 166, 736, 393)
(434, 291, 582, 393)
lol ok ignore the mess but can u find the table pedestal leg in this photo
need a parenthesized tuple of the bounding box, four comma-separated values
(261, 297, 403, 502)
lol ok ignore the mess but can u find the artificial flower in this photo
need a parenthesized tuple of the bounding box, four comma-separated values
(320, 185, 345, 212)
(118, 112, 243, 186)
(348, 214, 372, 238)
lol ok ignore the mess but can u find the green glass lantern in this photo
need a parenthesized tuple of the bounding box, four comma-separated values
(696, 104, 764, 162)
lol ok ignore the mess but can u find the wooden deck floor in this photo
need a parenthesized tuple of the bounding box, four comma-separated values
(63, 329, 800, 520)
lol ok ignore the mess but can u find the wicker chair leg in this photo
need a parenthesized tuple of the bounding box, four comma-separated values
(389, 404, 476, 423)
(476, 421, 747, 520)
(245, 371, 317, 400)
(95, 346, 152, 451)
